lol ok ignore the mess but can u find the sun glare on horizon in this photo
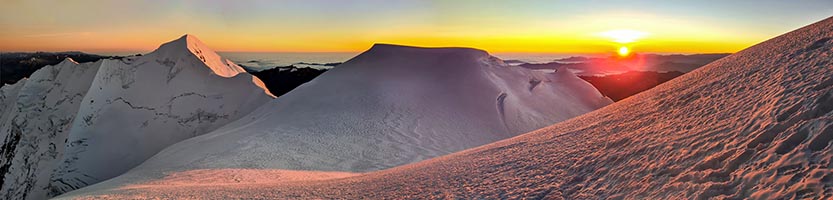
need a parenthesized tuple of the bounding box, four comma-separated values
(617, 46, 631, 57)
(599, 29, 646, 57)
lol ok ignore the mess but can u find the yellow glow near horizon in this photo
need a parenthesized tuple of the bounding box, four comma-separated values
(0, 20, 770, 54)
(1, 1, 830, 54)
(598, 29, 645, 56)
(599, 30, 649, 44)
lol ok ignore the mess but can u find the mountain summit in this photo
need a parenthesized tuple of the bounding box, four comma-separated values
(151, 34, 273, 97)
(152, 34, 247, 78)
(0, 35, 273, 199)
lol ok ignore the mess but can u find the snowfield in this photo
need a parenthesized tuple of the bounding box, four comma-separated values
(70, 43, 610, 178)
(60, 16, 833, 199)
(0, 35, 273, 199)
(54, 42, 612, 198)
(0, 59, 102, 199)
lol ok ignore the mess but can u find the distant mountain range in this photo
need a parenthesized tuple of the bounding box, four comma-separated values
(519, 53, 729, 76)
(1, 52, 126, 86)
(2, 52, 331, 98)
(515, 53, 728, 101)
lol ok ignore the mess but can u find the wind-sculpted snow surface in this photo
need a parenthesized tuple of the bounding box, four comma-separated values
(59, 43, 611, 193)
(61, 17, 833, 199)
(0, 35, 273, 199)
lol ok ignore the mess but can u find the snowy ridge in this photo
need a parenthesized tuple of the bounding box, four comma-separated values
(143, 34, 274, 97)
(0, 59, 101, 199)
(56, 42, 612, 195)
(0, 35, 273, 199)
(61, 17, 833, 199)
(154, 34, 246, 78)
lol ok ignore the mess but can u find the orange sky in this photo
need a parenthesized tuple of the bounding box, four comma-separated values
(1, 0, 831, 54)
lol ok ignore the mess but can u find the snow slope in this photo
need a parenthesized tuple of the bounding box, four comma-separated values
(59, 43, 610, 189)
(0, 59, 100, 200)
(62, 16, 833, 199)
(0, 35, 273, 199)
(0, 79, 27, 134)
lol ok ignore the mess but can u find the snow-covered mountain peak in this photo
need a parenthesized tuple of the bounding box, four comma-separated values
(363, 43, 489, 59)
(346, 43, 497, 72)
(58, 57, 79, 65)
(149, 34, 246, 78)
(146, 34, 273, 97)
(369, 43, 486, 52)
(0, 35, 275, 199)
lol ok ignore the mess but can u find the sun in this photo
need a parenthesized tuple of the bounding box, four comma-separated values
(598, 29, 645, 57)
(618, 46, 630, 57)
